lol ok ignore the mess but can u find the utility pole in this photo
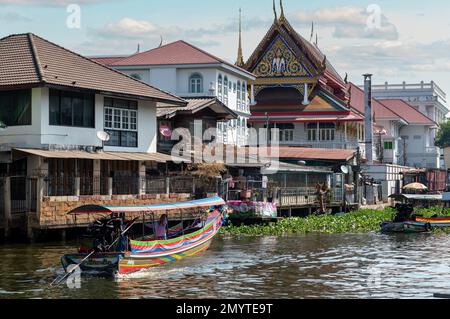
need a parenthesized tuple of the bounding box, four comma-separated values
(354, 146, 362, 206)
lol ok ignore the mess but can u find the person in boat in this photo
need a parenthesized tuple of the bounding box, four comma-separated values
(155, 214, 169, 240)
(393, 204, 415, 222)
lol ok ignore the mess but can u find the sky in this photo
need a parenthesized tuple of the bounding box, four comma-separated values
(1, 0, 450, 98)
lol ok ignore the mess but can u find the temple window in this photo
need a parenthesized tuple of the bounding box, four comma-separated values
(278, 123, 295, 142)
(320, 123, 336, 141)
(189, 73, 203, 94)
(307, 123, 336, 141)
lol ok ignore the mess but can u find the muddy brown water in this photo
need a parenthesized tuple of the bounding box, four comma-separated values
(0, 233, 449, 299)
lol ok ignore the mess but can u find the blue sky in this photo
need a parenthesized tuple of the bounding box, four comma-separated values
(1, 0, 450, 98)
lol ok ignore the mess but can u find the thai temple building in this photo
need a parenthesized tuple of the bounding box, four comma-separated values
(240, 1, 365, 152)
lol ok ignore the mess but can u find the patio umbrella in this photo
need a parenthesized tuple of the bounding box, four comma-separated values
(403, 183, 428, 191)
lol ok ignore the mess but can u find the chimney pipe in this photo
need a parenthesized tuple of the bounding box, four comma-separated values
(364, 74, 374, 165)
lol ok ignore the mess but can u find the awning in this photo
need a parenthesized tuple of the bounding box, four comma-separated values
(389, 194, 443, 202)
(12, 148, 186, 163)
(68, 196, 226, 214)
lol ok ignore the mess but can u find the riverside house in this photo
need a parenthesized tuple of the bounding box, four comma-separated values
(0, 33, 201, 239)
(92, 40, 256, 148)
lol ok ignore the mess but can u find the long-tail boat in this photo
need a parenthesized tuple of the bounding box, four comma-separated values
(60, 197, 225, 278)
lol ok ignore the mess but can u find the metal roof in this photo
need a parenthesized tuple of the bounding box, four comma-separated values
(12, 148, 186, 163)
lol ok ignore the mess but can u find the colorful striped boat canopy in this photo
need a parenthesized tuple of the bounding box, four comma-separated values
(67, 197, 226, 215)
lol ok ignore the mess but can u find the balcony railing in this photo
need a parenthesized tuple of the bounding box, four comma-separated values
(279, 139, 360, 150)
(277, 187, 344, 208)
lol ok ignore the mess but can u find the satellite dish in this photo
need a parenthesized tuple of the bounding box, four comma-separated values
(340, 165, 350, 174)
(97, 131, 110, 142)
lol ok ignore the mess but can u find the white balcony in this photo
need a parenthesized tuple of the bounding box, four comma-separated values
(278, 139, 360, 150)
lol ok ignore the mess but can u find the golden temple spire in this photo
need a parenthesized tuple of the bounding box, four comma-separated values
(273, 0, 278, 21)
(279, 0, 285, 20)
(235, 8, 245, 67)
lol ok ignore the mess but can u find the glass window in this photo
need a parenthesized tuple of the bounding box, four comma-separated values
(104, 97, 139, 148)
(224, 76, 229, 105)
(218, 75, 223, 101)
(237, 81, 241, 109)
(49, 89, 94, 127)
(384, 141, 393, 150)
(0, 89, 32, 127)
(189, 73, 203, 94)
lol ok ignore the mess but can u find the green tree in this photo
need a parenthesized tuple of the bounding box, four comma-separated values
(0, 121, 6, 130)
(435, 120, 450, 148)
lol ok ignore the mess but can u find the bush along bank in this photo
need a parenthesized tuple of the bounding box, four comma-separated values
(221, 208, 396, 236)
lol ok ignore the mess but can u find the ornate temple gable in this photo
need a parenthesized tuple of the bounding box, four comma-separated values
(245, 20, 325, 84)
(253, 34, 313, 79)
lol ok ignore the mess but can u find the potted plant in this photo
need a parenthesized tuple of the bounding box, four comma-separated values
(186, 163, 227, 199)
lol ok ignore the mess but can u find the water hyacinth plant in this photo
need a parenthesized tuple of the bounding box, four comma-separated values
(222, 208, 396, 236)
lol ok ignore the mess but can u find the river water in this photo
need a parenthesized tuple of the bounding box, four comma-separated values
(1, 233, 450, 299)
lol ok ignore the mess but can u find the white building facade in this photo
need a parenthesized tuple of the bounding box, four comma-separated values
(95, 41, 256, 147)
(371, 81, 449, 129)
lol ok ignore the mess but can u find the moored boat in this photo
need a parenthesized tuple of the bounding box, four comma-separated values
(380, 221, 431, 234)
(60, 197, 225, 278)
(415, 216, 450, 228)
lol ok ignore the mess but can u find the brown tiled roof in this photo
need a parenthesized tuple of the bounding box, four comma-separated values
(111, 40, 254, 78)
(348, 83, 436, 126)
(0, 33, 186, 105)
(378, 99, 436, 125)
(348, 83, 401, 121)
(249, 146, 356, 161)
(90, 55, 130, 65)
(157, 97, 237, 120)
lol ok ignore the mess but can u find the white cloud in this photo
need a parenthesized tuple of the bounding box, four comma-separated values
(291, 6, 399, 41)
(96, 18, 160, 39)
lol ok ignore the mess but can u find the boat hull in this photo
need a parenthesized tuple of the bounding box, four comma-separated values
(118, 238, 212, 276)
(415, 217, 450, 228)
(380, 221, 431, 233)
(61, 253, 123, 275)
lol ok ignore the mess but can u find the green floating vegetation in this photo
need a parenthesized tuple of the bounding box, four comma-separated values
(221, 208, 396, 236)
(221, 206, 450, 236)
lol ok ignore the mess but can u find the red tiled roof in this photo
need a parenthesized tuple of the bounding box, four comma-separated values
(348, 83, 402, 121)
(90, 56, 130, 65)
(0, 33, 186, 105)
(250, 147, 356, 161)
(111, 40, 254, 77)
(378, 99, 436, 125)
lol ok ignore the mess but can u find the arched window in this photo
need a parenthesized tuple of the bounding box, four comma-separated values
(189, 73, 203, 94)
(224, 76, 229, 105)
(237, 81, 241, 110)
(218, 74, 223, 101)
